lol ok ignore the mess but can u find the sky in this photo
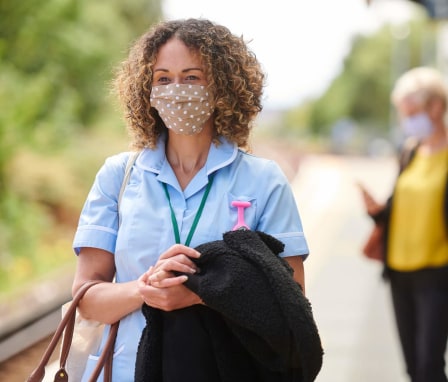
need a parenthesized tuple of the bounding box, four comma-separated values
(162, 0, 417, 110)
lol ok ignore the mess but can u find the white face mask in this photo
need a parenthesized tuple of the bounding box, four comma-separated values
(402, 113, 433, 139)
(150, 84, 214, 135)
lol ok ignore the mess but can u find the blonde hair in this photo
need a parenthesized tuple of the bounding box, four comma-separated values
(391, 66, 447, 110)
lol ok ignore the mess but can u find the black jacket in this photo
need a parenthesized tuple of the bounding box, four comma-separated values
(135, 230, 323, 382)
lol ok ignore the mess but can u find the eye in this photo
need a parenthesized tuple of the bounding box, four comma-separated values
(185, 74, 200, 81)
(153, 76, 171, 85)
(152, 70, 172, 85)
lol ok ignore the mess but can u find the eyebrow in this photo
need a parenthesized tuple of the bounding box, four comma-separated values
(153, 67, 204, 73)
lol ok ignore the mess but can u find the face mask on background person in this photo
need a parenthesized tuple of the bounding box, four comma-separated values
(401, 112, 434, 139)
(151, 84, 214, 135)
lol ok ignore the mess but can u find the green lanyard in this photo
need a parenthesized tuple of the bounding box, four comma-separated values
(162, 174, 214, 246)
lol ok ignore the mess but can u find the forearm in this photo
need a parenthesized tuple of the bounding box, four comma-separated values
(284, 255, 305, 295)
(77, 280, 144, 324)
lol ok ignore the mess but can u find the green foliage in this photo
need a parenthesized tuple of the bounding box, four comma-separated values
(0, 192, 50, 291)
(0, 0, 162, 148)
(284, 8, 437, 144)
(0, 0, 162, 292)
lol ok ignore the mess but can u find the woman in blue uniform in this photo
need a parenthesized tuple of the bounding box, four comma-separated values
(72, 18, 309, 381)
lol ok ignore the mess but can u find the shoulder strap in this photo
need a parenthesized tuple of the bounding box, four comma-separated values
(118, 151, 140, 207)
(118, 151, 140, 226)
(27, 154, 140, 382)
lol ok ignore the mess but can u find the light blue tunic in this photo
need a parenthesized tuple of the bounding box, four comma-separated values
(73, 136, 309, 381)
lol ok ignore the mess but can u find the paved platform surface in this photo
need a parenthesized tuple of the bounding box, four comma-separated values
(293, 154, 446, 382)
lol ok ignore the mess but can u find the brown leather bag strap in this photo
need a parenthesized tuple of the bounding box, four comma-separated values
(88, 321, 119, 382)
(58, 281, 101, 369)
(26, 280, 116, 382)
(28, 154, 134, 382)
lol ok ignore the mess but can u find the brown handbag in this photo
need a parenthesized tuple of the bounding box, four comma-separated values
(362, 223, 385, 261)
(27, 152, 138, 381)
(26, 280, 119, 382)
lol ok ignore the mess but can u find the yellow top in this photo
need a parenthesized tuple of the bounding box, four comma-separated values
(388, 148, 448, 271)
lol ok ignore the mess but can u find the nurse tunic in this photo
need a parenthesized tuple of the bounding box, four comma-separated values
(73, 135, 309, 381)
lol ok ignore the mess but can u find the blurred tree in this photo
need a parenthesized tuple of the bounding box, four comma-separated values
(0, 0, 162, 290)
(283, 8, 436, 139)
(308, 26, 394, 135)
(0, 0, 161, 152)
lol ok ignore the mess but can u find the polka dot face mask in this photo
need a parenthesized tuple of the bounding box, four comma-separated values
(151, 84, 214, 135)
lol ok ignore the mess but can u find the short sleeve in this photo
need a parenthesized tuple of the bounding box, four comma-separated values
(254, 160, 309, 259)
(72, 152, 130, 255)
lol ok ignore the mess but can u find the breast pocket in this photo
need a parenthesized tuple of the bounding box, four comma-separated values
(227, 193, 257, 231)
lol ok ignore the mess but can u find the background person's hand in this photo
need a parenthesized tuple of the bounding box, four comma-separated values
(357, 182, 385, 217)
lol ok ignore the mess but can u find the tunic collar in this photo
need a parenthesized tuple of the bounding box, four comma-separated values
(136, 134, 238, 197)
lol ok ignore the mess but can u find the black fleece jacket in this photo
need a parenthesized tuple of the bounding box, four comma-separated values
(135, 230, 323, 382)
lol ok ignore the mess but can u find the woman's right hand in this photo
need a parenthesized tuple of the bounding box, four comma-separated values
(147, 244, 200, 285)
(137, 244, 203, 311)
(138, 274, 203, 311)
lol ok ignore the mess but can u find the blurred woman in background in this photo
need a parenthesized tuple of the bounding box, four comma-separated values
(361, 66, 448, 382)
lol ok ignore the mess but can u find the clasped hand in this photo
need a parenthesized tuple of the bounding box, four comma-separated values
(137, 244, 202, 311)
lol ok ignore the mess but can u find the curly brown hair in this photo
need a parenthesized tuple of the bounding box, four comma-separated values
(113, 18, 265, 150)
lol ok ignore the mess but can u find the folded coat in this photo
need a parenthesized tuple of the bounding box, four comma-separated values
(135, 230, 323, 382)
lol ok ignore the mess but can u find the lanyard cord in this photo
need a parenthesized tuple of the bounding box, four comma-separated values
(162, 174, 215, 246)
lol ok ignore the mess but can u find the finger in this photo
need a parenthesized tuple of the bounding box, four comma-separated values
(138, 272, 149, 286)
(153, 255, 198, 274)
(138, 266, 154, 285)
(356, 182, 367, 192)
(151, 275, 188, 288)
(159, 244, 201, 260)
(138, 277, 153, 298)
(148, 269, 172, 284)
(137, 274, 147, 294)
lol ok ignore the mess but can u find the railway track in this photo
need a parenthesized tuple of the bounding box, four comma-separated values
(0, 269, 74, 381)
(0, 333, 58, 381)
